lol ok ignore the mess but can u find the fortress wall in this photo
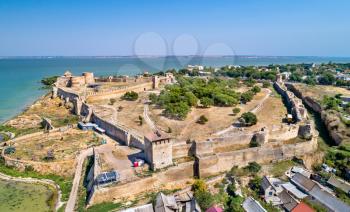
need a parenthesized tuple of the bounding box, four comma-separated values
(57, 87, 80, 101)
(90, 161, 195, 204)
(197, 136, 318, 178)
(81, 102, 90, 116)
(211, 133, 253, 151)
(129, 134, 145, 150)
(86, 82, 153, 102)
(91, 113, 129, 145)
(269, 125, 299, 141)
(172, 143, 193, 158)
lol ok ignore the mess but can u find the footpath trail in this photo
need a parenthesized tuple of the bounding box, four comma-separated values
(65, 148, 93, 212)
(215, 88, 271, 136)
(143, 103, 157, 131)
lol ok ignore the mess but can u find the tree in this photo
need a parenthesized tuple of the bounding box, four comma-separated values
(149, 93, 158, 104)
(122, 91, 138, 101)
(185, 91, 198, 107)
(249, 136, 260, 147)
(197, 115, 208, 124)
(319, 72, 336, 85)
(226, 183, 237, 197)
(241, 112, 257, 126)
(262, 81, 270, 88)
(251, 86, 261, 94)
(192, 180, 215, 211)
(226, 196, 244, 212)
(200, 97, 214, 108)
(241, 91, 254, 103)
(109, 98, 116, 105)
(41, 76, 59, 89)
(138, 115, 143, 126)
(322, 95, 341, 110)
(232, 107, 241, 115)
(245, 162, 261, 173)
(164, 102, 190, 120)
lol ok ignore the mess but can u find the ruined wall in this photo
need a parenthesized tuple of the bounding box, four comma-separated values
(90, 161, 194, 204)
(56, 87, 80, 101)
(197, 136, 318, 178)
(269, 125, 299, 141)
(172, 143, 193, 159)
(285, 83, 348, 145)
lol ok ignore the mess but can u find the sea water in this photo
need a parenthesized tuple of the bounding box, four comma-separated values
(1, 56, 350, 123)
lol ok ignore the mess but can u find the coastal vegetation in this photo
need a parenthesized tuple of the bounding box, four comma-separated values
(41, 76, 59, 89)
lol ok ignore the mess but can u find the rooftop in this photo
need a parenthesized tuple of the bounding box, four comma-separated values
(145, 130, 170, 142)
(242, 197, 267, 212)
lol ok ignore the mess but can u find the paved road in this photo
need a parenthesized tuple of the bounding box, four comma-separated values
(65, 148, 93, 212)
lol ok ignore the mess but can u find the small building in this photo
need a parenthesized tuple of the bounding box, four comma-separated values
(242, 196, 266, 212)
(327, 175, 350, 194)
(281, 182, 308, 200)
(291, 202, 314, 212)
(144, 131, 172, 170)
(78, 122, 97, 131)
(278, 190, 298, 212)
(261, 176, 285, 205)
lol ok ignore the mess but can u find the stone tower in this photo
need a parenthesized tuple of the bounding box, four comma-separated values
(144, 131, 172, 170)
(152, 76, 159, 89)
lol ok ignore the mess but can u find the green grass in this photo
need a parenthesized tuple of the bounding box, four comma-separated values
(270, 160, 296, 177)
(0, 157, 72, 201)
(86, 202, 123, 212)
(0, 125, 42, 137)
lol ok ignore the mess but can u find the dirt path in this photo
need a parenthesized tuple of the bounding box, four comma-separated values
(214, 89, 271, 136)
(65, 148, 93, 212)
(144, 103, 157, 131)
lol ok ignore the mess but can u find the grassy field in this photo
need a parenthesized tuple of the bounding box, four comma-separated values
(10, 129, 100, 161)
(0, 178, 56, 212)
(0, 158, 72, 201)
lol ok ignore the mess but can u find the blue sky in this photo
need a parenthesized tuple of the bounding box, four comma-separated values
(0, 0, 350, 56)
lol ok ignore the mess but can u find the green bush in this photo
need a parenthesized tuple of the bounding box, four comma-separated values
(122, 91, 138, 101)
(197, 115, 208, 125)
(200, 97, 214, 108)
(251, 85, 261, 94)
(241, 112, 257, 126)
(232, 107, 241, 115)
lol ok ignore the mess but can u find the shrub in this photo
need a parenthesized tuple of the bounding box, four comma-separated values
(109, 98, 116, 105)
(241, 112, 257, 126)
(232, 107, 241, 115)
(122, 91, 138, 101)
(262, 81, 270, 88)
(149, 93, 158, 104)
(251, 85, 261, 94)
(249, 137, 260, 147)
(197, 115, 208, 125)
(138, 115, 143, 126)
(200, 97, 214, 108)
(241, 91, 254, 103)
(41, 76, 59, 89)
(245, 162, 261, 173)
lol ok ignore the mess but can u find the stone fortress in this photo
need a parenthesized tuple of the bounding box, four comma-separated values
(52, 70, 318, 203)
